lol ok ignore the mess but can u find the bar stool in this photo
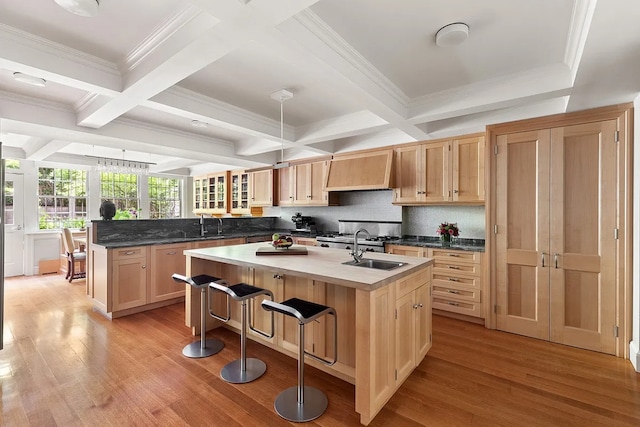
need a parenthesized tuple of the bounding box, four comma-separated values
(261, 297, 337, 422)
(208, 282, 275, 383)
(171, 273, 225, 358)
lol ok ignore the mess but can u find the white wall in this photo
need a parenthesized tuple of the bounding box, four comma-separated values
(631, 94, 640, 371)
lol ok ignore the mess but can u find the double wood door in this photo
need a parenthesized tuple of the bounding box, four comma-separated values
(495, 120, 618, 354)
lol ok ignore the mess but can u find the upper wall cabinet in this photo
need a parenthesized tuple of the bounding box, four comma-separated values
(393, 134, 485, 205)
(324, 148, 394, 191)
(249, 169, 275, 207)
(278, 159, 339, 207)
(193, 172, 228, 215)
(230, 170, 250, 214)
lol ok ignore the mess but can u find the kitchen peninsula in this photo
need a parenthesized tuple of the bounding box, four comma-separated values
(184, 242, 433, 425)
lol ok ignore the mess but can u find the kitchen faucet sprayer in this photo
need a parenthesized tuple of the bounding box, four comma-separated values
(351, 228, 371, 262)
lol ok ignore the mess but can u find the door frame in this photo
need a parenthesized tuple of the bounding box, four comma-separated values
(486, 103, 633, 358)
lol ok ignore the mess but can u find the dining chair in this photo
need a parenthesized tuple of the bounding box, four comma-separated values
(62, 228, 86, 282)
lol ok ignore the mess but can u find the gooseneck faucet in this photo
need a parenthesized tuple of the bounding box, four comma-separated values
(351, 228, 371, 262)
(200, 214, 208, 237)
(217, 217, 223, 235)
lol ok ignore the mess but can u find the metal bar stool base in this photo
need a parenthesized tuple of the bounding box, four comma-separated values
(274, 386, 328, 422)
(182, 339, 224, 358)
(220, 358, 266, 384)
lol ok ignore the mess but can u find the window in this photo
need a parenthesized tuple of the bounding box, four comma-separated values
(100, 172, 139, 216)
(148, 176, 181, 219)
(4, 179, 14, 226)
(38, 168, 87, 229)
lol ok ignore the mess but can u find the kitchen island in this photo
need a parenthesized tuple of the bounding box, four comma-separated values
(184, 242, 433, 425)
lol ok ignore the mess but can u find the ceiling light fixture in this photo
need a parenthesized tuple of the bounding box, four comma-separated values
(191, 120, 208, 128)
(435, 22, 469, 47)
(54, 0, 100, 17)
(86, 149, 155, 175)
(271, 89, 293, 170)
(13, 72, 46, 87)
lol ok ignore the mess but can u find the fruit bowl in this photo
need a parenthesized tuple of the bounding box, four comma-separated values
(271, 240, 293, 249)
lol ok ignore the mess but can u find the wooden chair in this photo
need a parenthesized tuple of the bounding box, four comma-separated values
(62, 228, 86, 282)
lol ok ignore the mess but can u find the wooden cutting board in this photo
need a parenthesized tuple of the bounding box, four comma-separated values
(256, 246, 308, 255)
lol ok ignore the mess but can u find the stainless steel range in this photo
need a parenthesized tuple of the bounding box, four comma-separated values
(316, 220, 401, 253)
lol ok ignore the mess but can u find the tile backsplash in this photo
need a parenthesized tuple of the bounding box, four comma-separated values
(264, 190, 485, 239)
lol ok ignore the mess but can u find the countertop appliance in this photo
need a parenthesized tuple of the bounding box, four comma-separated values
(315, 220, 401, 253)
(291, 212, 317, 234)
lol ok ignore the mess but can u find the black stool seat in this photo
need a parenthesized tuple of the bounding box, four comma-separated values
(262, 297, 333, 324)
(171, 273, 225, 358)
(172, 273, 222, 288)
(211, 282, 271, 301)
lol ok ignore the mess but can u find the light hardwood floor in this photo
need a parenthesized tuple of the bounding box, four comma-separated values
(2, 274, 639, 426)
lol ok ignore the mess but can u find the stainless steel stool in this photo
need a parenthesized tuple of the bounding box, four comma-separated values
(171, 273, 225, 358)
(261, 297, 337, 422)
(208, 282, 274, 383)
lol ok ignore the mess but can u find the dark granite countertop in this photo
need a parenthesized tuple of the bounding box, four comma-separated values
(389, 236, 485, 252)
(92, 230, 308, 249)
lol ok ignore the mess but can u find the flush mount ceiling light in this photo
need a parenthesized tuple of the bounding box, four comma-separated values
(191, 120, 208, 128)
(54, 0, 100, 17)
(13, 72, 46, 87)
(435, 22, 469, 47)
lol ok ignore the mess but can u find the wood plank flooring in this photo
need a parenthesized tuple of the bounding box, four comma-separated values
(1, 274, 639, 426)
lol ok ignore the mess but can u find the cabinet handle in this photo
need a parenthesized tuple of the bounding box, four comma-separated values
(448, 277, 459, 282)
(167, 251, 177, 255)
(541, 252, 546, 267)
(446, 289, 460, 294)
(447, 253, 459, 257)
(273, 274, 283, 280)
(447, 266, 460, 270)
(554, 253, 559, 269)
(447, 302, 459, 306)
(125, 251, 135, 255)
(453, 190, 459, 194)
(417, 303, 423, 308)
(412, 304, 419, 309)
(142, 265, 146, 269)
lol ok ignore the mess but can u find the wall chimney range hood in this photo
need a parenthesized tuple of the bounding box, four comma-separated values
(324, 148, 394, 191)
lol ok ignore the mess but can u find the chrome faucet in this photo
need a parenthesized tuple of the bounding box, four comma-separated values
(200, 214, 208, 237)
(351, 228, 370, 262)
(217, 217, 223, 235)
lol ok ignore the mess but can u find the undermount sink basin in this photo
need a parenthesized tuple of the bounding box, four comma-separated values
(342, 259, 406, 270)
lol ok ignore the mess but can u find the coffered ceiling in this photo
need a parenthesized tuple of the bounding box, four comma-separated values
(1, 0, 639, 175)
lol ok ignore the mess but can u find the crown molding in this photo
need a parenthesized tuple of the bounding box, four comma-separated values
(294, 10, 409, 108)
(120, 4, 209, 74)
(564, 0, 597, 80)
(0, 89, 75, 113)
(0, 23, 119, 76)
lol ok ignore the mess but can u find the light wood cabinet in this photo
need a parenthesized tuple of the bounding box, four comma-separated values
(325, 148, 394, 191)
(493, 120, 620, 354)
(386, 244, 425, 257)
(393, 134, 484, 205)
(278, 160, 338, 207)
(230, 170, 250, 214)
(193, 172, 227, 215)
(291, 237, 317, 246)
(148, 243, 188, 304)
(249, 169, 274, 207)
(111, 247, 148, 312)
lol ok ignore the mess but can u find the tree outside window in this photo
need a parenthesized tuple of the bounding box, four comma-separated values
(38, 167, 87, 229)
(148, 176, 181, 218)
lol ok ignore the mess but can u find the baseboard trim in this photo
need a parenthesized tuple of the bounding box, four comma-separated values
(630, 341, 640, 372)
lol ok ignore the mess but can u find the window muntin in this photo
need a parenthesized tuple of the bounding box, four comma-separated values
(148, 176, 181, 219)
(38, 167, 87, 229)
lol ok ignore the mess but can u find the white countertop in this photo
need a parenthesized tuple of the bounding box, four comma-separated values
(184, 242, 433, 290)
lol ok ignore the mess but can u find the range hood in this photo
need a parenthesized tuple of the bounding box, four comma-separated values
(324, 148, 394, 191)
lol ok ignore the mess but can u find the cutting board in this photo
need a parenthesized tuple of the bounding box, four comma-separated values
(256, 246, 308, 255)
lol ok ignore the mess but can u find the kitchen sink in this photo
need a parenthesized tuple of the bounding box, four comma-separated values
(342, 259, 406, 270)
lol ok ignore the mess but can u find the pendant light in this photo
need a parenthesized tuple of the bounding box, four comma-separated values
(271, 89, 293, 170)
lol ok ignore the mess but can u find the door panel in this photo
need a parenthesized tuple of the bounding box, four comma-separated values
(548, 122, 617, 354)
(424, 142, 450, 202)
(496, 131, 550, 340)
(4, 173, 24, 277)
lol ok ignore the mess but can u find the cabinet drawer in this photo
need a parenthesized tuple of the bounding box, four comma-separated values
(432, 261, 481, 276)
(433, 297, 482, 317)
(396, 267, 431, 299)
(430, 249, 480, 264)
(433, 273, 480, 290)
(112, 247, 147, 260)
(432, 284, 480, 302)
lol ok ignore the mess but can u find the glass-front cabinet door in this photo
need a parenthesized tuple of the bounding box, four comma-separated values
(230, 170, 250, 214)
(193, 175, 208, 214)
(207, 172, 227, 214)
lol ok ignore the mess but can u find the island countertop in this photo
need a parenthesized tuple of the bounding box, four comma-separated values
(184, 242, 433, 291)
